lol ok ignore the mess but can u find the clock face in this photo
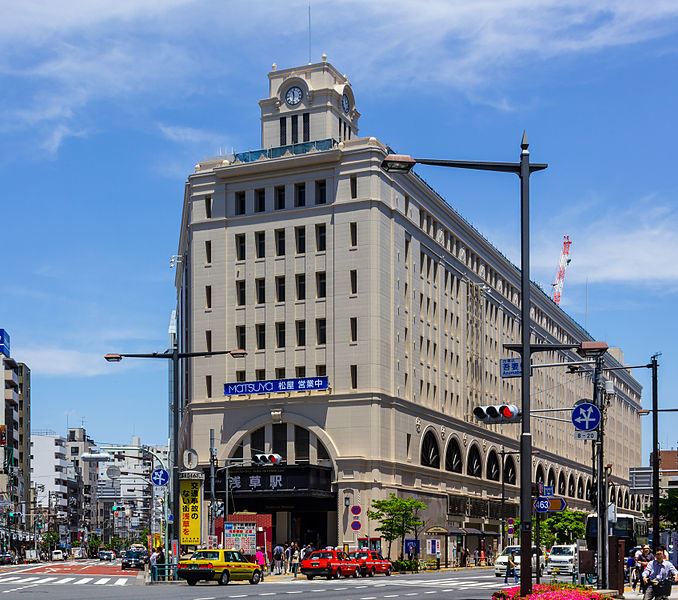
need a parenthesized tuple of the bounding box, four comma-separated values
(285, 86, 303, 106)
(342, 93, 350, 114)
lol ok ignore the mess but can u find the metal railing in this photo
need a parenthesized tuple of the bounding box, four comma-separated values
(233, 139, 337, 163)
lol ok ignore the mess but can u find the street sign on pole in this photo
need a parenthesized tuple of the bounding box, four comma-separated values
(500, 358, 522, 378)
(543, 485, 555, 497)
(151, 468, 170, 487)
(571, 402, 601, 431)
(574, 431, 598, 441)
(533, 497, 567, 512)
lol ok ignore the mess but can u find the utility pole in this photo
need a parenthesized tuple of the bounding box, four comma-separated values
(651, 354, 660, 548)
(594, 353, 607, 589)
(209, 428, 217, 539)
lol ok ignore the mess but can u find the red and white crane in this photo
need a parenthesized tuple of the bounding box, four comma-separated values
(551, 235, 572, 306)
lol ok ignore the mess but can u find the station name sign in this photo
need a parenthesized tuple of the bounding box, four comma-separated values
(224, 376, 329, 396)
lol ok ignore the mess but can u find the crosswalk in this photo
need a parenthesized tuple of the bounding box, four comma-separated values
(0, 574, 131, 587)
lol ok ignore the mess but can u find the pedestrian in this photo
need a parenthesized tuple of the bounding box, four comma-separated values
(291, 544, 300, 577)
(474, 549, 479, 566)
(149, 548, 158, 582)
(157, 546, 165, 580)
(638, 545, 655, 595)
(504, 550, 519, 584)
(284, 543, 292, 574)
(642, 547, 678, 600)
(255, 546, 266, 581)
(273, 543, 284, 574)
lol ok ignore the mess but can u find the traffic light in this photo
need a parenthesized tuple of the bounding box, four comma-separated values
(251, 453, 282, 465)
(473, 404, 521, 424)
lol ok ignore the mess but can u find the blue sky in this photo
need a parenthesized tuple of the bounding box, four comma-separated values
(1, 1, 677, 461)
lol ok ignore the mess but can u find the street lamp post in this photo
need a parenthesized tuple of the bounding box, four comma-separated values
(104, 348, 246, 557)
(382, 133, 547, 596)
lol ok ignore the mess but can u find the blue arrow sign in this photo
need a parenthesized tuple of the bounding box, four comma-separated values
(571, 403, 601, 431)
(151, 468, 169, 486)
(533, 496, 567, 512)
(533, 497, 550, 513)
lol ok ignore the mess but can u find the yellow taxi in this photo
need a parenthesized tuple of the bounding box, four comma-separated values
(177, 549, 262, 586)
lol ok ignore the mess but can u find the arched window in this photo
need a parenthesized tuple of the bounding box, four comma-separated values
(486, 451, 500, 481)
(421, 431, 440, 469)
(617, 489, 623, 507)
(504, 456, 517, 485)
(568, 474, 575, 498)
(624, 491, 629, 509)
(548, 468, 556, 489)
(467, 445, 482, 478)
(610, 488, 615, 503)
(577, 477, 584, 499)
(631, 495, 636, 511)
(586, 480, 592, 501)
(445, 438, 462, 473)
(558, 472, 566, 496)
(535, 465, 545, 484)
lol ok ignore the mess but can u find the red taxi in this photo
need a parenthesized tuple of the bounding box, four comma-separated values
(348, 550, 392, 577)
(300, 549, 359, 580)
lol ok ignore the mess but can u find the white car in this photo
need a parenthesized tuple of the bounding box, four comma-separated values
(546, 545, 577, 575)
(494, 545, 545, 577)
(51, 550, 66, 561)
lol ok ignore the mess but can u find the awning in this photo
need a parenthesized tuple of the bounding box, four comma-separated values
(448, 528, 465, 535)
(462, 527, 483, 535)
(482, 530, 500, 536)
(426, 526, 449, 535)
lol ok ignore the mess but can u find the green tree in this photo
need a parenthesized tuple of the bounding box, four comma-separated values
(536, 510, 586, 548)
(367, 494, 427, 560)
(41, 531, 59, 552)
(88, 534, 102, 549)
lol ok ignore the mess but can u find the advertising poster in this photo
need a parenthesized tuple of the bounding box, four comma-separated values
(180, 478, 202, 545)
(223, 522, 256, 554)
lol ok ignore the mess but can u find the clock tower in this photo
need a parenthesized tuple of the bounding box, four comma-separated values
(259, 55, 360, 149)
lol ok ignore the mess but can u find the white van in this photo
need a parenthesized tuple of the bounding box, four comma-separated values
(494, 545, 545, 577)
(546, 544, 577, 575)
(51, 550, 65, 561)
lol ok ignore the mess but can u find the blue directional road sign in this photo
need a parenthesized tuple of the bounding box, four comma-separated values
(533, 497, 567, 512)
(151, 468, 169, 487)
(543, 485, 555, 497)
(571, 403, 601, 431)
(500, 358, 522, 378)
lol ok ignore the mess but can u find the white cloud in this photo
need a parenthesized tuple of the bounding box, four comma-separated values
(41, 124, 89, 154)
(16, 347, 117, 377)
(157, 123, 226, 147)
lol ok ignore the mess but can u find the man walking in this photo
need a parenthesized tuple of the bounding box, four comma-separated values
(273, 543, 284, 574)
(504, 550, 519, 585)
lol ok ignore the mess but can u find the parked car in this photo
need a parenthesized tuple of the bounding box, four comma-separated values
(99, 550, 113, 561)
(348, 550, 392, 577)
(177, 549, 261, 586)
(546, 544, 577, 575)
(0, 553, 15, 565)
(494, 545, 545, 577)
(121, 550, 146, 570)
(301, 549, 360, 580)
(51, 550, 66, 561)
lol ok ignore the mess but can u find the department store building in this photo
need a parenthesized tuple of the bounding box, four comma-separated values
(174, 59, 643, 556)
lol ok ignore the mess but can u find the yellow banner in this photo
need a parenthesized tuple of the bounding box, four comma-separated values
(180, 478, 202, 545)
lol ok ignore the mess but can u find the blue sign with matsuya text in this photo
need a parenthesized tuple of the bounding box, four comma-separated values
(0, 329, 9, 357)
(224, 376, 329, 396)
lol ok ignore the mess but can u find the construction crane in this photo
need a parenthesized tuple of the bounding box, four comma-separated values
(551, 235, 572, 306)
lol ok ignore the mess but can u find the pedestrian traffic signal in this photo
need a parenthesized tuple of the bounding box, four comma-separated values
(251, 453, 282, 465)
(473, 404, 522, 424)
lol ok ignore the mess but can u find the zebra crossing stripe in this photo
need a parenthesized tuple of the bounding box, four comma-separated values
(94, 578, 111, 585)
(73, 578, 93, 584)
(113, 579, 127, 585)
(54, 577, 76, 584)
(0, 578, 19, 584)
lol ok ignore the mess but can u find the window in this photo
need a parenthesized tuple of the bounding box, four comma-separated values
(404, 195, 409, 217)
(236, 370, 246, 382)
(205, 240, 212, 264)
(315, 223, 326, 251)
(296, 274, 306, 300)
(275, 322, 285, 348)
(71, 447, 79, 455)
(235, 234, 245, 261)
(295, 425, 310, 462)
(303, 112, 310, 142)
(235, 191, 246, 215)
(279, 117, 286, 146)
(272, 423, 287, 456)
(206, 375, 212, 398)
(256, 324, 265, 349)
(255, 231, 265, 258)
(350, 269, 357, 294)
(275, 276, 285, 302)
(205, 196, 212, 219)
(275, 186, 285, 210)
(205, 286, 212, 309)
(256, 369, 266, 381)
(350, 317, 357, 342)
(255, 188, 266, 212)
(315, 180, 326, 204)
(316, 318, 326, 345)
(236, 326, 246, 350)
(236, 280, 245, 305)
(295, 366, 306, 378)
(316, 364, 327, 377)
(316, 272, 326, 298)
(295, 226, 306, 253)
(350, 222, 357, 247)
(296, 320, 306, 346)
(275, 367, 286, 379)
(275, 229, 286, 256)
(205, 330, 212, 352)
(288, 113, 298, 143)
(295, 183, 305, 207)
(350, 175, 357, 199)
(255, 278, 265, 304)
(350, 365, 357, 389)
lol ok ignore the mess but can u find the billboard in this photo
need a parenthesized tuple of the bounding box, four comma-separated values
(179, 477, 202, 545)
(0, 329, 9, 357)
(224, 376, 328, 396)
(223, 522, 256, 554)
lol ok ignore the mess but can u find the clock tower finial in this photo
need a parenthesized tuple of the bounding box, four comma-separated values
(259, 60, 360, 149)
